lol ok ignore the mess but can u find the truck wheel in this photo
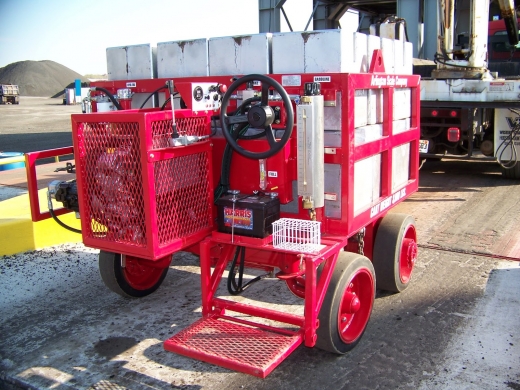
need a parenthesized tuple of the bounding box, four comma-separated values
(500, 163, 520, 179)
(315, 252, 375, 354)
(373, 214, 417, 293)
(99, 251, 170, 298)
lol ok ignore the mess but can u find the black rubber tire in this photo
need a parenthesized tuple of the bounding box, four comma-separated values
(315, 252, 376, 354)
(500, 163, 520, 179)
(98, 251, 170, 298)
(372, 213, 417, 293)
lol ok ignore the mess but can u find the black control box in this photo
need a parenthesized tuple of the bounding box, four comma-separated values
(216, 193, 280, 238)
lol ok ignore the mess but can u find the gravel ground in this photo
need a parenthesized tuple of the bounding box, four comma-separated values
(0, 97, 80, 154)
(1, 157, 520, 390)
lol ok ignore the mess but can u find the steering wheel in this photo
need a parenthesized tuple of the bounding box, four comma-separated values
(220, 74, 294, 160)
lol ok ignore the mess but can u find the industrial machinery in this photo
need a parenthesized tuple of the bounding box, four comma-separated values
(0, 84, 19, 104)
(28, 29, 420, 376)
(417, 0, 520, 178)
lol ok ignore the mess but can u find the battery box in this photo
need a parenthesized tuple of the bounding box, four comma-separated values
(216, 193, 280, 238)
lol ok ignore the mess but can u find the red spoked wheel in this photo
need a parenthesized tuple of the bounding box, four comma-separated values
(315, 252, 375, 354)
(99, 251, 171, 298)
(373, 213, 418, 292)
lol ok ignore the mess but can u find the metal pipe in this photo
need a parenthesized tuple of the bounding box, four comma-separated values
(0, 155, 25, 166)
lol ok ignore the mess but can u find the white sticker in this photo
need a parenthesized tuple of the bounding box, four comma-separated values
(324, 193, 337, 201)
(314, 76, 331, 83)
(253, 80, 261, 86)
(489, 82, 514, 92)
(281, 75, 302, 87)
(268, 171, 278, 178)
(126, 82, 136, 88)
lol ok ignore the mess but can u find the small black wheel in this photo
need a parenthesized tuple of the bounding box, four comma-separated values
(220, 74, 294, 160)
(372, 213, 417, 293)
(315, 252, 376, 354)
(500, 163, 520, 179)
(98, 251, 171, 298)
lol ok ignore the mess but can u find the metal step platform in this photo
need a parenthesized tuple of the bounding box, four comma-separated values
(164, 315, 303, 378)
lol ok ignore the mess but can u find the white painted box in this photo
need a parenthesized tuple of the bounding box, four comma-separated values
(380, 37, 395, 74)
(355, 123, 383, 145)
(365, 88, 412, 125)
(354, 154, 381, 215)
(272, 30, 368, 74)
(394, 88, 412, 120)
(355, 89, 369, 128)
(208, 34, 272, 76)
(393, 118, 412, 135)
(157, 39, 208, 78)
(367, 34, 382, 71)
(106, 44, 154, 81)
(392, 143, 411, 192)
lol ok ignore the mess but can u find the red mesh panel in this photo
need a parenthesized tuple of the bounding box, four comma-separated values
(154, 152, 212, 246)
(164, 316, 302, 377)
(77, 121, 147, 247)
(151, 116, 211, 149)
(73, 109, 213, 259)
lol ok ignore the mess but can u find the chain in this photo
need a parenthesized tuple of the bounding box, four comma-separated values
(357, 228, 365, 255)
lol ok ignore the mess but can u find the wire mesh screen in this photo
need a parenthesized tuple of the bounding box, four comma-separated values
(74, 109, 213, 258)
(151, 116, 210, 149)
(272, 218, 321, 254)
(154, 151, 212, 246)
(77, 121, 147, 247)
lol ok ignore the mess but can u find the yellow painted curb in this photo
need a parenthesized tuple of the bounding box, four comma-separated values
(0, 189, 82, 256)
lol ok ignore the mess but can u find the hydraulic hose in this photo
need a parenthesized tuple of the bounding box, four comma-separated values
(140, 84, 168, 109)
(92, 87, 123, 110)
(49, 208, 82, 234)
(227, 246, 265, 295)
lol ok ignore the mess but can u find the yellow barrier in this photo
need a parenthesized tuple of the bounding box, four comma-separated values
(0, 155, 25, 166)
(0, 189, 82, 256)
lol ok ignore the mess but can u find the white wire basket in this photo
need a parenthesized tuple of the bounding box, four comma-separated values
(272, 218, 323, 254)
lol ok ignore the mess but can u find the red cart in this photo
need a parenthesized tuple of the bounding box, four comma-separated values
(30, 50, 420, 377)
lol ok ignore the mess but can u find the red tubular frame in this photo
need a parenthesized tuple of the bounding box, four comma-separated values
(199, 232, 349, 348)
(25, 147, 75, 222)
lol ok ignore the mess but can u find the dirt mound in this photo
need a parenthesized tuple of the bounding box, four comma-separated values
(0, 60, 89, 97)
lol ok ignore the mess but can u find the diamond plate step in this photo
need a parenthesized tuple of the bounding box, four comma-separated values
(164, 315, 303, 378)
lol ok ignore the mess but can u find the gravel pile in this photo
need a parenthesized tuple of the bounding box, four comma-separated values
(0, 60, 89, 98)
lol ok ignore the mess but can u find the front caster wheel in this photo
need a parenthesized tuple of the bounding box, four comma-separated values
(316, 252, 376, 354)
(99, 251, 171, 298)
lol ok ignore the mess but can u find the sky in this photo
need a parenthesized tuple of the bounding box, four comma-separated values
(0, 0, 318, 75)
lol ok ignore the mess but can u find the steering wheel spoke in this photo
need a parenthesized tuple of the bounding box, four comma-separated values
(265, 125, 277, 147)
(261, 83, 270, 106)
(220, 74, 294, 160)
(225, 114, 249, 125)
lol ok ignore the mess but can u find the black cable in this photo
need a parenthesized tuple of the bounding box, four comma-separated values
(160, 94, 179, 110)
(211, 116, 219, 137)
(226, 246, 265, 295)
(92, 87, 123, 110)
(49, 208, 82, 234)
(139, 85, 168, 109)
